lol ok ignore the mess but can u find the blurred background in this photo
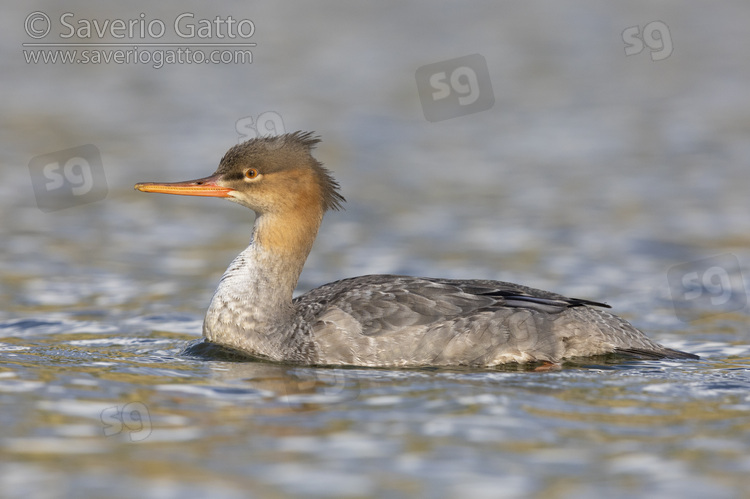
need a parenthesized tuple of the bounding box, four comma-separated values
(2, 1, 749, 498)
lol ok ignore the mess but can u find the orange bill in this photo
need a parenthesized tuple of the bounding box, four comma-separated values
(134, 174, 233, 198)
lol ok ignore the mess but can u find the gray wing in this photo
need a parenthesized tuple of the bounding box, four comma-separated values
(293, 275, 696, 366)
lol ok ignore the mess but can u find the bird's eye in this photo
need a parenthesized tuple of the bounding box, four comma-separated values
(244, 168, 259, 180)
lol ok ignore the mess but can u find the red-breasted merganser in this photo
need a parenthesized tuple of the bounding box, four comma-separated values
(135, 132, 697, 367)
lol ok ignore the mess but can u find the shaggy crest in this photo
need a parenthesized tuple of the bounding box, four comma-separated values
(217, 131, 345, 212)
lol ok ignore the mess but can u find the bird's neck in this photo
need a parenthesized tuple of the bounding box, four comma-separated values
(202, 209, 323, 359)
(245, 211, 322, 299)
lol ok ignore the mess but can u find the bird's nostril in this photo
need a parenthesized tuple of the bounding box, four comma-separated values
(195, 181, 204, 185)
